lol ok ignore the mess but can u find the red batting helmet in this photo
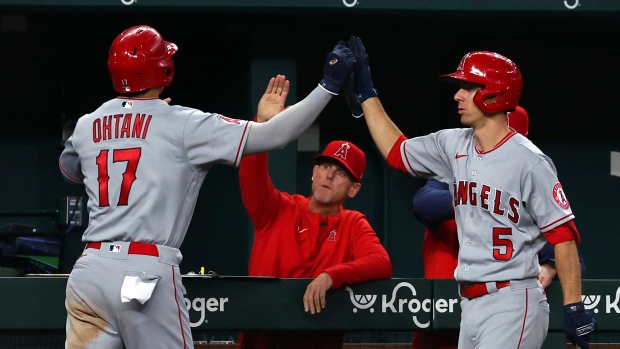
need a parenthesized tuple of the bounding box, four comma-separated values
(108, 25, 177, 93)
(441, 51, 522, 114)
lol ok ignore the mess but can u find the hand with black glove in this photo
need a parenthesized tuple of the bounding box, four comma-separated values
(564, 301, 596, 349)
(343, 72, 363, 118)
(318, 41, 357, 95)
(347, 36, 378, 103)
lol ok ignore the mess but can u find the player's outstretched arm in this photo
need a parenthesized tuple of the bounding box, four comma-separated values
(362, 98, 404, 159)
(347, 36, 403, 159)
(238, 75, 291, 229)
(244, 43, 356, 155)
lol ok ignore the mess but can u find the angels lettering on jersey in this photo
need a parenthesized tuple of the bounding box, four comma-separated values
(453, 180, 520, 223)
(452, 180, 571, 224)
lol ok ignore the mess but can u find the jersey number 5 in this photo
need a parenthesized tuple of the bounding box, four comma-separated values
(96, 148, 142, 207)
(493, 227, 514, 261)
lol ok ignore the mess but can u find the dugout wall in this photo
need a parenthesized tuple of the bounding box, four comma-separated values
(1, 276, 620, 348)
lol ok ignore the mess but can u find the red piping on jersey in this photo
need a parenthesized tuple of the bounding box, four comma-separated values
(475, 130, 516, 154)
(172, 266, 187, 349)
(402, 144, 425, 177)
(59, 161, 83, 183)
(234, 122, 250, 166)
(401, 144, 420, 175)
(516, 288, 529, 349)
(388, 135, 424, 177)
(539, 213, 575, 230)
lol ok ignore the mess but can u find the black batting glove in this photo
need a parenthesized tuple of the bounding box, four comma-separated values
(343, 72, 363, 118)
(319, 41, 356, 95)
(564, 301, 596, 349)
(347, 36, 378, 102)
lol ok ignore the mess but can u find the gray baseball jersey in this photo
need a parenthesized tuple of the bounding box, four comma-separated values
(401, 128, 574, 283)
(60, 87, 332, 349)
(60, 97, 250, 248)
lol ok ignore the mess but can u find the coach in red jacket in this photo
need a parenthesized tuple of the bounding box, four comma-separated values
(236, 76, 391, 349)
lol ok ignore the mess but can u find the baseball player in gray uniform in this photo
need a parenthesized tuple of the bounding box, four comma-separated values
(345, 36, 596, 349)
(59, 25, 356, 349)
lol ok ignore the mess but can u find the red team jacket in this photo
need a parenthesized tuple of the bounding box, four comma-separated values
(237, 152, 392, 349)
(421, 220, 459, 279)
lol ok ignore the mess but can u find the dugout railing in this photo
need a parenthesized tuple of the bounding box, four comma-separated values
(0, 276, 619, 348)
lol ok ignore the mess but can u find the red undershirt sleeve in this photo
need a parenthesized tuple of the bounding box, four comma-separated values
(543, 220, 581, 245)
(386, 135, 408, 172)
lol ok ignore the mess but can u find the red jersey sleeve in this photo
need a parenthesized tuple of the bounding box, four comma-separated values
(238, 153, 283, 231)
(323, 215, 392, 288)
(543, 220, 581, 245)
(386, 135, 408, 172)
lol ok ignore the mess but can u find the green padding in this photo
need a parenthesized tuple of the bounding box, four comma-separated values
(2, 277, 618, 333)
(183, 278, 433, 331)
(0, 277, 67, 330)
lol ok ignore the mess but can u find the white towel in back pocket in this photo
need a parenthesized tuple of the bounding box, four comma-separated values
(120, 272, 161, 304)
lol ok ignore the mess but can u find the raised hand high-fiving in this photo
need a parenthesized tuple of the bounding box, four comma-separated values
(318, 41, 357, 96)
(347, 36, 378, 103)
(256, 74, 290, 122)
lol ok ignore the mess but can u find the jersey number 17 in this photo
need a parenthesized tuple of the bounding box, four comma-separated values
(96, 147, 142, 207)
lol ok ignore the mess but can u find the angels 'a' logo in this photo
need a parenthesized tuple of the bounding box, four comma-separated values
(327, 230, 337, 242)
(552, 183, 570, 209)
(333, 142, 351, 160)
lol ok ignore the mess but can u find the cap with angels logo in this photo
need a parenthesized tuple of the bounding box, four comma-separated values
(314, 140, 366, 182)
